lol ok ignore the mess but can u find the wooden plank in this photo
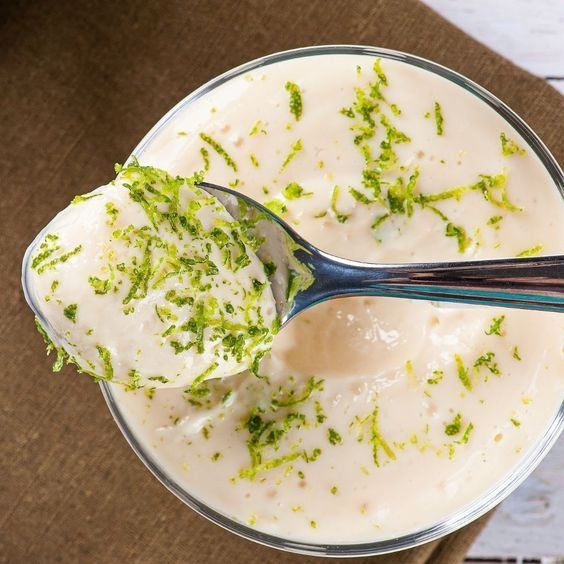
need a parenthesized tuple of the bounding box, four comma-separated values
(467, 438, 564, 558)
(422, 0, 564, 78)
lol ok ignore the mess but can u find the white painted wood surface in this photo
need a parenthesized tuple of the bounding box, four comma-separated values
(423, 0, 564, 94)
(421, 1, 564, 560)
(470, 440, 564, 559)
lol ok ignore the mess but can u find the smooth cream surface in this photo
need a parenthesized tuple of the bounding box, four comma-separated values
(48, 54, 564, 543)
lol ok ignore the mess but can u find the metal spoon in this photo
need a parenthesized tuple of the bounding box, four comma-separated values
(199, 181, 564, 326)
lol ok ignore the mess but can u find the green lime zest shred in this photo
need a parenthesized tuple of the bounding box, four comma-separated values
(371, 213, 390, 231)
(458, 422, 474, 444)
(512, 346, 522, 361)
(371, 406, 396, 467)
(34, 243, 83, 275)
(280, 139, 303, 171)
(479, 172, 522, 212)
(444, 413, 462, 435)
(271, 376, 324, 408)
(123, 239, 153, 305)
(427, 369, 444, 385)
(372, 58, 388, 86)
(200, 147, 210, 172)
(434, 102, 444, 136)
(264, 198, 287, 216)
(125, 369, 142, 391)
(487, 215, 503, 228)
(63, 303, 78, 323)
(71, 193, 102, 204)
(315, 400, 326, 425)
(349, 187, 377, 205)
(104, 202, 120, 226)
(390, 103, 401, 116)
(510, 418, 521, 427)
(474, 352, 500, 376)
(328, 428, 343, 445)
(96, 345, 114, 381)
(189, 361, 219, 394)
(249, 120, 266, 136)
(285, 81, 303, 121)
(250, 153, 260, 168)
(199, 133, 238, 172)
(330, 186, 349, 223)
(282, 182, 312, 200)
(455, 354, 472, 391)
(263, 261, 276, 277)
(445, 222, 471, 253)
(148, 375, 169, 384)
(35, 316, 54, 354)
(88, 269, 114, 295)
(500, 132, 525, 156)
(516, 244, 543, 257)
(485, 315, 505, 336)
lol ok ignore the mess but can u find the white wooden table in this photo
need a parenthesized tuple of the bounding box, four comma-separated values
(421, 2, 564, 560)
(423, 0, 564, 93)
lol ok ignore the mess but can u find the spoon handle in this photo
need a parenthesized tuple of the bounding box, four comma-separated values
(303, 253, 564, 313)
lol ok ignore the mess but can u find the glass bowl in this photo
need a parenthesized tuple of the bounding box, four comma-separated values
(27, 45, 564, 557)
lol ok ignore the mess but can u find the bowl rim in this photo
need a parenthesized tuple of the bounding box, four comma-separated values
(96, 45, 564, 557)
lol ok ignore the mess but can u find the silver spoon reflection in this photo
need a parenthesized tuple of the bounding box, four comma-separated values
(198, 182, 564, 325)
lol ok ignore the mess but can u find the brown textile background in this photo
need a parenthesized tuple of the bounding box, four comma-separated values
(1, 1, 562, 562)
